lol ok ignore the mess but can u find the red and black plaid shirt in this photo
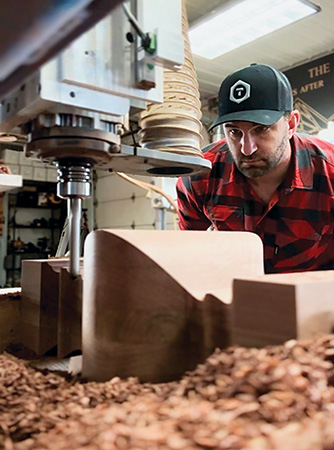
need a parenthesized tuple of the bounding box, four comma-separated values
(176, 134, 334, 273)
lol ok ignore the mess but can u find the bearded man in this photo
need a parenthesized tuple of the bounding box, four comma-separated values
(176, 63, 334, 273)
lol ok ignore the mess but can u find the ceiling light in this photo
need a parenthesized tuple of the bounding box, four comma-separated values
(189, 0, 320, 60)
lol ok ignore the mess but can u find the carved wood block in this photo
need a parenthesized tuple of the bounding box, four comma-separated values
(0, 289, 21, 352)
(20, 258, 83, 355)
(82, 229, 264, 382)
(58, 268, 83, 358)
(232, 271, 334, 348)
(21, 259, 62, 354)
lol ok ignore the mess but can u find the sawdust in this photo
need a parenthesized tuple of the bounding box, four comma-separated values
(1, 334, 334, 449)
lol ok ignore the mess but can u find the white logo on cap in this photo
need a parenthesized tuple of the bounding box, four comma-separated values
(230, 80, 251, 104)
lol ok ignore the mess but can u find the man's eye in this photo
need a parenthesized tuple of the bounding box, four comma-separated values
(255, 125, 270, 134)
(229, 129, 242, 138)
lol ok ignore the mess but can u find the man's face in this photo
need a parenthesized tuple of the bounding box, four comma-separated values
(223, 116, 290, 179)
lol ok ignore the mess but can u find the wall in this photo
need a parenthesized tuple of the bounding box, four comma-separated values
(284, 52, 334, 135)
(0, 150, 180, 284)
(0, 149, 59, 287)
(2, 149, 58, 183)
(95, 170, 178, 231)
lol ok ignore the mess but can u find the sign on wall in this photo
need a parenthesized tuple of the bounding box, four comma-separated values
(284, 53, 334, 135)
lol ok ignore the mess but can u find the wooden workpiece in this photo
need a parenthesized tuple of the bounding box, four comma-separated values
(58, 267, 83, 358)
(20, 258, 83, 356)
(233, 270, 334, 348)
(82, 229, 264, 382)
(0, 288, 21, 352)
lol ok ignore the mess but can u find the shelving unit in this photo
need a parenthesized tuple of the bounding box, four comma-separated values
(5, 181, 67, 287)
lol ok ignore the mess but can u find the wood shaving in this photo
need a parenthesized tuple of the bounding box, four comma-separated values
(1, 334, 334, 449)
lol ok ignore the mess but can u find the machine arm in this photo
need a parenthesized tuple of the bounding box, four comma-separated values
(0, 0, 123, 98)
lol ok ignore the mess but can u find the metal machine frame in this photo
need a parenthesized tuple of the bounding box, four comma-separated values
(0, 0, 210, 277)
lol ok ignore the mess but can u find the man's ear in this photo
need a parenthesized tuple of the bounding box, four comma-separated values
(287, 110, 300, 139)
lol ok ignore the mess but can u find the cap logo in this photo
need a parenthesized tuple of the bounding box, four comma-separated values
(229, 80, 251, 104)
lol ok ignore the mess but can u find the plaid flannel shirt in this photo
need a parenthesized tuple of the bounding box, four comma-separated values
(176, 134, 334, 273)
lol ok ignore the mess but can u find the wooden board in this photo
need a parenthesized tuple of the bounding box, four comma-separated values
(232, 271, 334, 347)
(20, 258, 83, 355)
(0, 288, 21, 352)
(82, 229, 264, 382)
(58, 268, 83, 358)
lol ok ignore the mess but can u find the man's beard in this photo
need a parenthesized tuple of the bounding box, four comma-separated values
(232, 133, 288, 179)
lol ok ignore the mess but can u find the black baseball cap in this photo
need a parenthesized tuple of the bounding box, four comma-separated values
(208, 63, 293, 131)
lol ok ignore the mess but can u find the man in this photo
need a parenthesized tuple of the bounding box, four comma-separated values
(176, 63, 334, 273)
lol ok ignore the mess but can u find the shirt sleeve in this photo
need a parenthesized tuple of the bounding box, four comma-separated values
(176, 175, 211, 230)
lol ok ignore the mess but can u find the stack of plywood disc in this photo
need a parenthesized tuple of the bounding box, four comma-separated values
(139, 0, 203, 158)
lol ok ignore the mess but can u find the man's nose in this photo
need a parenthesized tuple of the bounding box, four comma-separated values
(240, 133, 258, 156)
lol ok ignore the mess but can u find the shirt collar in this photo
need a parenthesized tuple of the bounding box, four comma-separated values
(288, 134, 313, 190)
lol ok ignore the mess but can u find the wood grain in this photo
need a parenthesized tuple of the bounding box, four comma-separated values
(58, 268, 83, 358)
(0, 289, 21, 352)
(82, 230, 264, 382)
(233, 271, 334, 347)
(20, 258, 83, 356)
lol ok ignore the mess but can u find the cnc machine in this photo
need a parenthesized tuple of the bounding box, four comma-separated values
(1, 1, 332, 386)
(0, 0, 210, 278)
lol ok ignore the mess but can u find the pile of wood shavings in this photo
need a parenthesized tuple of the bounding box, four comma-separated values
(2, 335, 334, 450)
